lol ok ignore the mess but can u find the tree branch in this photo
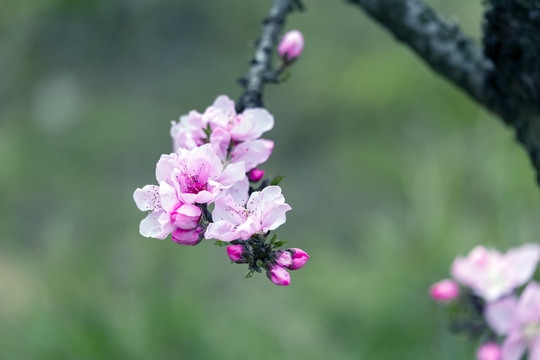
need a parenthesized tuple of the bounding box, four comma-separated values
(236, 0, 296, 112)
(348, 0, 494, 105)
(348, 0, 540, 185)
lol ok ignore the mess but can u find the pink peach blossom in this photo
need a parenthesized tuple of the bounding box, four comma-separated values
(205, 95, 274, 142)
(451, 244, 540, 302)
(485, 282, 540, 360)
(429, 279, 460, 301)
(156, 144, 246, 204)
(205, 186, 291, 241)
(170, 110, 207, 151)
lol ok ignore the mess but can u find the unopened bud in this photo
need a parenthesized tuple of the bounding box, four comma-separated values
(275, 250, 293, 267)
(248, 168, 265, 182)
(171, 227, 203, 246)
(476, 342, 501, 360)
(267, 265, 290, 286)
(288, 248, 309, 270)
(170, 203, 202, 230)
(429, 279, 459, 301)
(227, 245, 244, 263)
(278, 30, 304, 61)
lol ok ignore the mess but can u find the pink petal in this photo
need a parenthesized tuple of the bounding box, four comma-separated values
(211, 95, 236, 116)
(171, 227, 203, 246)
(155, 153, 178, 183)
(217, 161, 246, 188)
(502, 331, 527, 360)
(133, 185, 160, 211)
(221, 176, 249, 206)
(485, 296, 518, 336)
(158, 181, 178, 213)
(205, 220, 240, 242)
(504, 244, 540, 290)
(516, 282, 540, 325)
(139, 210, 174, 239)
(210, 127, 231, 161)
(231, 108, 274, 141)
(231, 139, 274, 171)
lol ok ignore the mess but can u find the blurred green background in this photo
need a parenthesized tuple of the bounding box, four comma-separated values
(1, 0, 539, 359)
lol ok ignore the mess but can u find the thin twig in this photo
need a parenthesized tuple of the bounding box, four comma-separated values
(236, 0, 296, 112)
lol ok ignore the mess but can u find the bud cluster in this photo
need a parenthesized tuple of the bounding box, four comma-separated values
(430, 244, 540, 360)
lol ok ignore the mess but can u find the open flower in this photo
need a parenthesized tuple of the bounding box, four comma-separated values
(451, 244, 540, 302)
(485, 282, 540, 360)
(170, 110, 207, 151)
(205, 186, 291, 241)
(156, 144, 245, 204)
(170, 95, 274, 171)
(133, 183, 202, 241)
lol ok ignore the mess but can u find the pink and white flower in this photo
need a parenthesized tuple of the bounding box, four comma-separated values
(451, 244, 540, 302)
(170, 95, 274, 171)
(485, 282, 540, 360)
(170, 110, 207, 151)
(205, 185, 291, 241)
(156, 144, 245, 204)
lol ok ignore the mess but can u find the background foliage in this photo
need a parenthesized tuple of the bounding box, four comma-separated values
(1, 0, 538, 359)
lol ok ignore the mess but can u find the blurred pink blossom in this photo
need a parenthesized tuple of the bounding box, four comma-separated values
(451, 244, 540, 302)
(429, 279, 460, 301)
(278, 30, 304, 61)
(476, 342, 502, 360)
(485, 282, 540, 360)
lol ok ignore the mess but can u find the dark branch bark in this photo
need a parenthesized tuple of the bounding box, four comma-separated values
(348, 0, 494, 106)
(236, 0, 295, 112)
(348, 0, 540, 185)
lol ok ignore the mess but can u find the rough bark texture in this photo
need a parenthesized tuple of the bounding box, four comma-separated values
(349, 0, 540, 185)
(348, 0, 494, 104)
(236, 0, 296, 112)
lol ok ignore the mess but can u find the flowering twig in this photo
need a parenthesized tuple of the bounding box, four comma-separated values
(236, 0, 300, 112)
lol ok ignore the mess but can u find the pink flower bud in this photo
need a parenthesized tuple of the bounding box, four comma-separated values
(226, 245, 244, 262)
(275, 250, 293, 267)
(476, 342, 502, 360)
(278, 30, 304, 61)
(288, 248, 309, 270)
(429, 279, 459, 301)
(171, 227, 203, 246)
(248, 168, 265, 182)
(267, 265, 290, 286)
(170, 203, 202, 230)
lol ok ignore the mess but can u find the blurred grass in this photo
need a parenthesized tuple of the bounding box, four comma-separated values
(0, 0, 539, 359)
